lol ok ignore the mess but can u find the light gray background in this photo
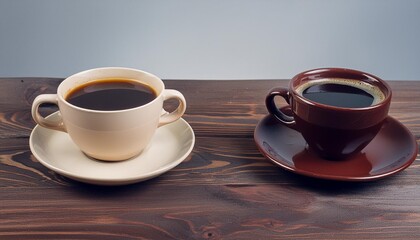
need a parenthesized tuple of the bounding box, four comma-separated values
(1, 0, 419, 80)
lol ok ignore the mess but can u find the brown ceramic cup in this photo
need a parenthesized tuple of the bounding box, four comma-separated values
(265, 68, 392, 160)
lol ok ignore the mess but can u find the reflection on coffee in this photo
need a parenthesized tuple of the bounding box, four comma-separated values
(296, 78, 385, 108)
(66, 78, 157, 111)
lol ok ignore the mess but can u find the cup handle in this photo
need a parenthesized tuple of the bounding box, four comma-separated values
(265, 87, 296, 128)
(158, 89, 186, 127)
(31, 94, 66, 132)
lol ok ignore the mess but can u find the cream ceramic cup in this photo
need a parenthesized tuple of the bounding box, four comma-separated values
(32, 67, 186, 161)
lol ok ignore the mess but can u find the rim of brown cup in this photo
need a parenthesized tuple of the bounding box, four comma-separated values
(289, 67, 392, 112)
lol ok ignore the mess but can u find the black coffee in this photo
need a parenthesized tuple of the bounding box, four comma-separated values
(298, 79, 385, 108)
(66, 79, 157, 111)
(302, 83, 373, 108)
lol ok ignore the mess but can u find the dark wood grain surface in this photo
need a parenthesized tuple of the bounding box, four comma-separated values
(0, 78, 419, 239)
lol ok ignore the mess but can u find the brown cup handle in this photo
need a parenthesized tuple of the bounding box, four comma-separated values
(265, 87, 296, 127)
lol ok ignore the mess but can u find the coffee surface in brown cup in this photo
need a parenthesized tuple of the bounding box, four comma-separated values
(66, 78, 157, 111)
(296, 78, 385, 108)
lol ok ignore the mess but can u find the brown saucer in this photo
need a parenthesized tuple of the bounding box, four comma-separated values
(254, 114, 418, 181)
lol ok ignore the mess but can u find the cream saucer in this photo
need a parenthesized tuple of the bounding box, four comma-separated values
(30, 112, 195, 186)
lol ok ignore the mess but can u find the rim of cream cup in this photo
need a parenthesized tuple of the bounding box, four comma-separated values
(57, 67, 165, 113)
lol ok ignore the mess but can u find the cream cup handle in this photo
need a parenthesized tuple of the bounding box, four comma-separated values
(31, 94, 66, 132)
(158, 89, 186, 127)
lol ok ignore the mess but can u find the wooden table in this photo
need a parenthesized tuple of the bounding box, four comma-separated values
(0, 78, 419, 239)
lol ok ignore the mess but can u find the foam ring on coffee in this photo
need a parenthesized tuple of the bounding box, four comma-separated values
(295, 78, 385, 106)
